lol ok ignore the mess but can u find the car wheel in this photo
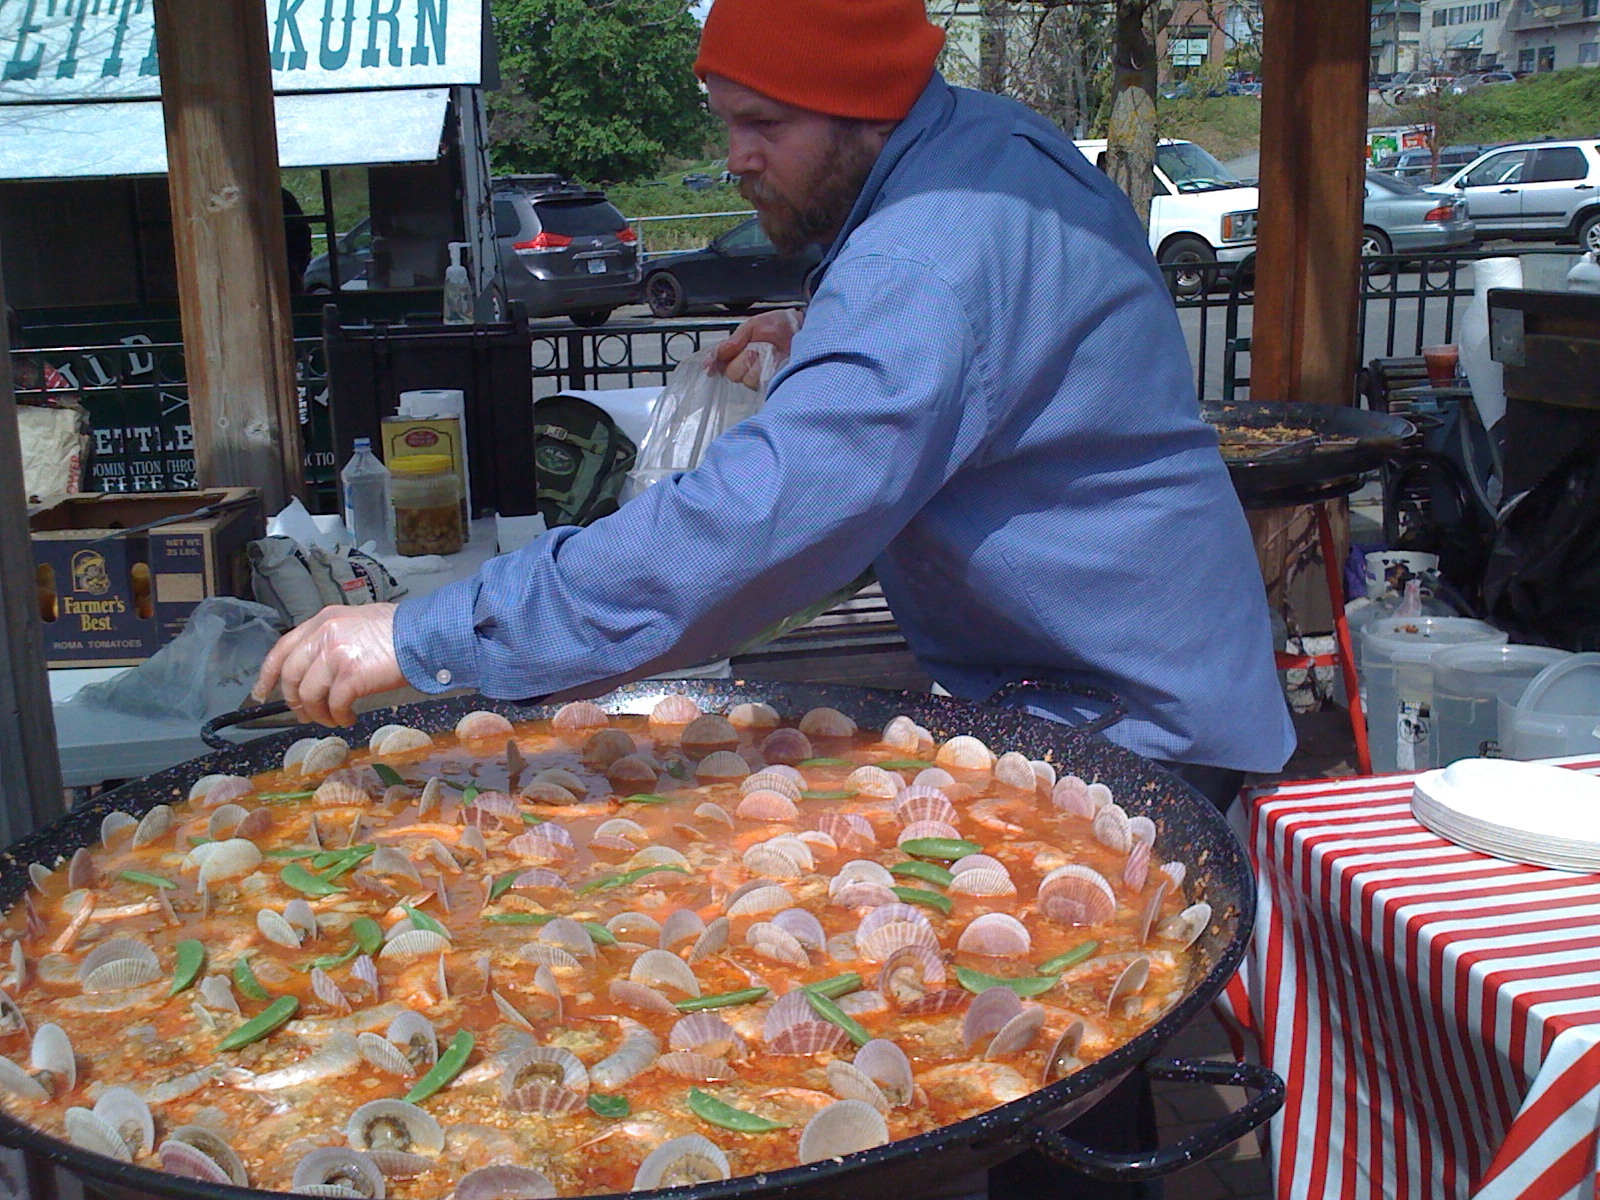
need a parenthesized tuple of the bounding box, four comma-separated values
(570, 309, 612, 328)
(1157, 236, 1216, 298)
(645, 272, 687, 319)
(1579, 211, 1600, 256)
(1361, 227, 1393, 257)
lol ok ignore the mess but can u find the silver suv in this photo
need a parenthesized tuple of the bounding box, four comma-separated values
(1428, 139, 1600, 252)
(492, 176, 642, 327)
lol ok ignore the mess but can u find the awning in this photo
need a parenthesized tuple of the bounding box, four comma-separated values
(1447, 27, 1484, 47)
(0, 88, 450, 182)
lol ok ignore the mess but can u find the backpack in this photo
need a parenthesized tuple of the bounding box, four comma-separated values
(532, 395, 638, 527)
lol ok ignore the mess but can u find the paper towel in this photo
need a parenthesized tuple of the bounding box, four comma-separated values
(1460, 256, 1521, 430)
(399, 389, 465, 419)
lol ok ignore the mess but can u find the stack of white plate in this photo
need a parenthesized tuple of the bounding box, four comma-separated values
(1412, 758, 1600, 872)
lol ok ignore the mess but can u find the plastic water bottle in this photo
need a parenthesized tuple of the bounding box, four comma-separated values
(341, 438, 394, 555)
(443, 241, 472, 324)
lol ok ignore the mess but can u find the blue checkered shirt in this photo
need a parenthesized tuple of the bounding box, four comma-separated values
(395, 73, 1295, 773)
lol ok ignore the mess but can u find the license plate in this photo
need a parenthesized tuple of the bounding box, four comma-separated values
(587, 260, 606, 274)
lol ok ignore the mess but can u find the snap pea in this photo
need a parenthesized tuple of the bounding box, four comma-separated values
(257, 790, 316, 801)
(351, 916, 383, 956)
(799, 789, 856, 801)
(889, 860, 955, 888)
(576, 864, 689, 895)
(687, 1087, 789, 1132)
(311, 845, 375, 871)
(263, 847, 318, 860)
(797, 756, 852, 768)
(955, 966, 1059, 998)
(216, 995, 298, 1052)
(280, 863, 344, 897)
(308, 944, 361, 972)
(620, 793, 674, 806)
(371, 763, 404, 788)
(484, 913, 554, 925)
(662, 758, 692, 781)
(899, 837, 983, 862)
(118, 870, 176, 890)
(1036, 941, 1100, 975)
(891, 885, 953, 916)
(319, 847, 374, 883)
(673, 986, 769, 1013)
(232, 956, 269, 1002)
(801, 986, 870, 1046)
(588, 1094, 630, 1119)
(874, 759, 932, 771)
(404, 1029, 473, 1103)
(488, 871, 520, 902)
(402, 904, 447, 938)
(187, 836, 213, 847)
(461, 784, 479, 804)
(805, 972, 862, 1000)
(169, 940, 205, 997)
(583, 921, 618, 947)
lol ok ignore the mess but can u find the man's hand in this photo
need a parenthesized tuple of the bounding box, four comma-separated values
(251, 603, 408, 728)
(711, 308, 803, 389)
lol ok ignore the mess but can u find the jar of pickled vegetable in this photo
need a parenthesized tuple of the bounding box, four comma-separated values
(389, 455, 462, 556)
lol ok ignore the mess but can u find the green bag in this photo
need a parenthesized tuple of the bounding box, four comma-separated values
(533, 395, 638, 527)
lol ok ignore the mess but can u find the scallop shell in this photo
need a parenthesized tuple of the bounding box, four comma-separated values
(376, 728, 433, 756)
(724, 885, 792, 918)
(31, 1023, 75, 1092)
(283, 737, 320, 771)
(950, 853, 1006, 876)
(1160, 902, 1212, 950)
(957, 912, 1032, 957)
(80, 956, 162, 994)
(767, 1020, 852, 1056)
(935, 735, 995, 771)
(895, 793, 959, 826)
(366, 1151, 433, 1181)
(581, 728, 636, 768)
(727, 702, 780, 728)
(669, 1013, 745, 1058)
(346, 1098, 445, 1155)
(658, 909, 706, 950)
(130, 805, 173, 849)
(516, 943, 580, 973)
(694, 750, 749, 781)
(379, 930, 452, 960)
(291, 1147, 385, 1197)
(94, 1085, 154, 1156)
(511, 868, 570, 893)
(65, 1106, 132, 1161)
(879, 944, 946, 1003)
(367, 725, 408, 753)
(456, 711, 514, 740)
(742, 844, 805, 879)
(1043, 1019, 1087, 1083)
(504, 834, 570, 863)
(1161, 861, 1188, 889)
(798, 829, 838, 854)
(1092, 804, 1134, 854)
(502, 1045, 588, 1096)
(817, 812, 875, 852)
(314, 778, 371, 808)
(605, 755, 659, 789)
(826, 1060, 889, 1111)
(588, 835, 634, 857)
(357, 1033, 417, 1077)
(629, 843, 686, 868)
(856, 920, 939, 963)
(759, 728, 814, 765)
(985, 1006, 1047, 1059)
(747, 923, 810, 967)
(1107, 956, 1150, 1013)
(519, 781, 577, 806)
(962, 986, 1023, 1051)
(606, 978, 678, 1015)
(0, 1056, 47, 1101)
(657, 1051, 736, 1082)
(844, 765, 902, 798)
(256, 908, 303, 949)
(630, 949, 700, 997)
(857, 903, 930, 938)
(300, 737, 352, 774)
(161, 1126, 248, 1187)
(1031, 760, 1057, 789)
(896, 819, 961, 845)
(194, 837, 263, 885)
(187, 773, 232, 802)
(680, 714, 738, 753)
(65, 850, 93, 891)
(589, 1018, 660, 1090)
(912, 767, 956, 789)
(492, 990, 535, 1031)
(837, 989, 890, 1017)
(649, 695, 702, 725)
(605, 911, 661, 940)
(830, 860, 895, 892)
(993, 751, 1038, 791)
(761, 989, 817, 1041)
(692, 802, 734, 829)
(632, 1134, 729, 1190)
(1128, 815, 1157, 846)
(78, 938, 158, 982)
(197, 975, 239, 1015)
(100, 812, 137, 847)
(386, 1011, 437, 1068)
(552, 701, 610, 732)
(798, 1098, 889, 1164)
(853, 1039, 914, 1106)
(1037, 865, 1117, 927)
(204, 803, 248, 841)
(416, 777, 446, 819)
(739, 771, 803, 801)
(538, 917, 595, 958)
(687, 916, 730, 962)
(947, 868, 1017, 898)
(798, 706, 856, 738)
(771, 908, 826, 950)
(1051, 775, 1095, 818)
(764, 835, 815, 870)
(880, 715, 925, 752)
(1138, 880, 1171, 945)
(1123, 841, 1152, 891)
(456, 1165, 558, 1200)
(735, 790, 799, 822)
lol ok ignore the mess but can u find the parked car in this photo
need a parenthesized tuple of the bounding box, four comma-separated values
(1363, 171, 1475, 255)
(1074, 138, 1258, 296)
(1373, 144, 1487, 185)
(641, 217, 821, 318)
(1426, 139, 1600, 252)
(1450, 70, 1515, 93)
(491, 175, 641, 327)
(303, 217, 373, 292)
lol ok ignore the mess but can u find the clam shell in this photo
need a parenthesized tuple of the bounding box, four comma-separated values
(896, 819, 961, 845)
(817, 812, 875, 852)
(0, 1056, 47, 1101)
(131, 805, 173, 849)
(589, 1017, 659, 1090)
(844, 765, 902, 799)
(1037, 865, 1117, 926)
(742, 843, 805, 879)
(658, 909, 706, 950)
(724, 885, 792, 918)
(854, 1039, 914, 1106)
(300, 737, 352, 774)
(855, 920, 939, 963)
(291, 1146, 385, 1197)
(1160, 902, 1212, 950)
(379, 930, 452, 960)
(1138, 880, 1171, 945)
(376, 727, 433, 756)
(65, 1107, 131, 1161)
(1051, 775, 1095, 818)
(735, 791, 799, 822)
(357, 1032, 417, 1077)
(347, 1098, 445, 1155)
(30, 1022, 74, 1091)
(767, 1020, 852, 1056)
(633, 1134, 729, 1190)
(962, 986, 1023, 1051)
(934, 735, 995, 771)
(993, 751, 1038, 791)
(1107, 956, 1151, 1013)
(1124, 841, 1152, 891)
(986, 1006, 1046, 1059)
(256, 908, 303, 949)
(957, 912, 1032, 957)
(161, 1127, 247, 1186)
(100, 812, 137, 847)
(759, 727, 814, 765)
(649, 695, 702, 725)
(552, 701, 609, 732)
(605, 911, 661, 940)
(582, 728, 636, 768)
(728, 702, 780, 728)
(740, 772, 803, 801)
(880, 715, 925, 752)
(1043, 1019, 1087, 1083)
(92, 1085, 153, 1156)
(798, 1099, 889, 1164)
(693, 802, 734, 827)
(456, 711, 513, 740)
(283, 738, 320, 771)
(657, 1051, 736, 1081)
(912, 767, 956, 789)
(948, 867, 1017, 898)
(687, 916, 730, 962)
(607, 978, 678, 1015)
(456, 1165, 557, 1200)
(669, 1012, 745, 1058)
(206, 803, 249, 840)
(367, 725, 408, 752)
(1093, 804, 1134, 853)
(1161, 861, 1188, 889)
(826, 1059, 889, 1111)
(771, 908, 826, 950)
(630, 949, 700, 997)
(829, 860, 895, 892)
(194, 837, 262, 885)
(895, 793, 959, 826)
(202, 776, 255, 808)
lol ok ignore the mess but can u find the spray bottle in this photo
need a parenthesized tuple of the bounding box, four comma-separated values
(443, 241, 472, 324)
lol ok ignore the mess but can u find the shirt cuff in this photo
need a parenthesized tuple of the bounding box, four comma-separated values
(393, 577, 482, 694)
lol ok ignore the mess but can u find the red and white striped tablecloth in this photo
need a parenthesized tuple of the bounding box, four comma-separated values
(1219, 756, 1600, 1200)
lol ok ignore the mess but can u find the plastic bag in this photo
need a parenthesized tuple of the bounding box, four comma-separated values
(67, 597, 284, 722)
(624, 343, 780, 499)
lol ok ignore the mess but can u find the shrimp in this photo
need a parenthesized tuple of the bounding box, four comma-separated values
(917, 1061, 1032, 1107)
(968, 798, 1027, 836)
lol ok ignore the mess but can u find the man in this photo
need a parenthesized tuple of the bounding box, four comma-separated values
(256, 0, 1292, 793)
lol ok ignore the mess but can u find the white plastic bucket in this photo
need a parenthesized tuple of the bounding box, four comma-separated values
(1361, 617, 1506, 773)
(1431, 644, 1571, 766)
(1499, 653, 1600, 762)
(1364, 550, 1439, 600)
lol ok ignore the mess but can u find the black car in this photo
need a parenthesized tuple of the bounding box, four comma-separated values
(642, 217, 821, 319)
(302, 217, 373, 292)
(492, 176, 641, 327)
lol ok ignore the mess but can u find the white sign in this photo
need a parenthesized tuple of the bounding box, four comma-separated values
(1169, 36, 1211, 67)
(0, 0, 482, 104)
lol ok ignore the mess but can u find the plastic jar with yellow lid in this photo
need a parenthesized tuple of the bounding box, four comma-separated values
(390, 455, 463, 556)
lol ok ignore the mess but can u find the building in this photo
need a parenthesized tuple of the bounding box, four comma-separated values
(1372, 0, 1425, 74)
(1501, 0, 1600, 71)
(1420, 0, 1509, 70)
(1157, 1, 1262, 78)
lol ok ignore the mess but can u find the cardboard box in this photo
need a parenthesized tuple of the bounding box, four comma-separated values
(379, 416, 470, 540)
(30, 489, 263, 667)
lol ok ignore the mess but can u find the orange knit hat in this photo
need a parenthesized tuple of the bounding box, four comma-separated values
(694, 0, 945, 121)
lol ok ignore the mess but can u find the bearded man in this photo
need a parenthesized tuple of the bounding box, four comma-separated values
(257, 1, 1290, 806)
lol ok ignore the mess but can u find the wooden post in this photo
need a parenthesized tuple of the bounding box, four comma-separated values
(153, 0, 304, 512)
(1251, 0, 1371, 405)
(0, 275, 65, 839)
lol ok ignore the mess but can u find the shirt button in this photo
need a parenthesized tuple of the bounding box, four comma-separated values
(435, 668, 453, 686)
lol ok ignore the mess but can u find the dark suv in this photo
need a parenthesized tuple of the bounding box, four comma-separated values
(492, 176, 641, 327)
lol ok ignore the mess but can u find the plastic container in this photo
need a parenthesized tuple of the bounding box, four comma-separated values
(340, 437, 393, 556)
(443, 242, 472, 324)
(1431, 643, 1571, 766)
(1499, 653, 1600, 761)
(1567, 251, 1600, 295)
(1361, 617, 1506, 773)
(390, 454, 463, 556)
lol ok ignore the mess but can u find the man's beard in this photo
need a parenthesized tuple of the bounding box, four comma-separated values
(739, 124, 880, 254)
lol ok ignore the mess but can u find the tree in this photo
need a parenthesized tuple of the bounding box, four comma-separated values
(489, 0, 714, 183)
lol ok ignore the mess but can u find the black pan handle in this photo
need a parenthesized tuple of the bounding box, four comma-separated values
(200, 701, 321, 751)
(1025, 1057, 1284, 1181)
(986, 679, 1128, 737)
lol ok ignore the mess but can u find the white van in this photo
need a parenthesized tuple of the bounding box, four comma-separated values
(1073, 138, 1259, 296)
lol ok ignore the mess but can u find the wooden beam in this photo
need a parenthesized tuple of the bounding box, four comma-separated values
(1252, 0, 1371, 405)
(153, 0, 304, 511)
(0, 276, 65, 839)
